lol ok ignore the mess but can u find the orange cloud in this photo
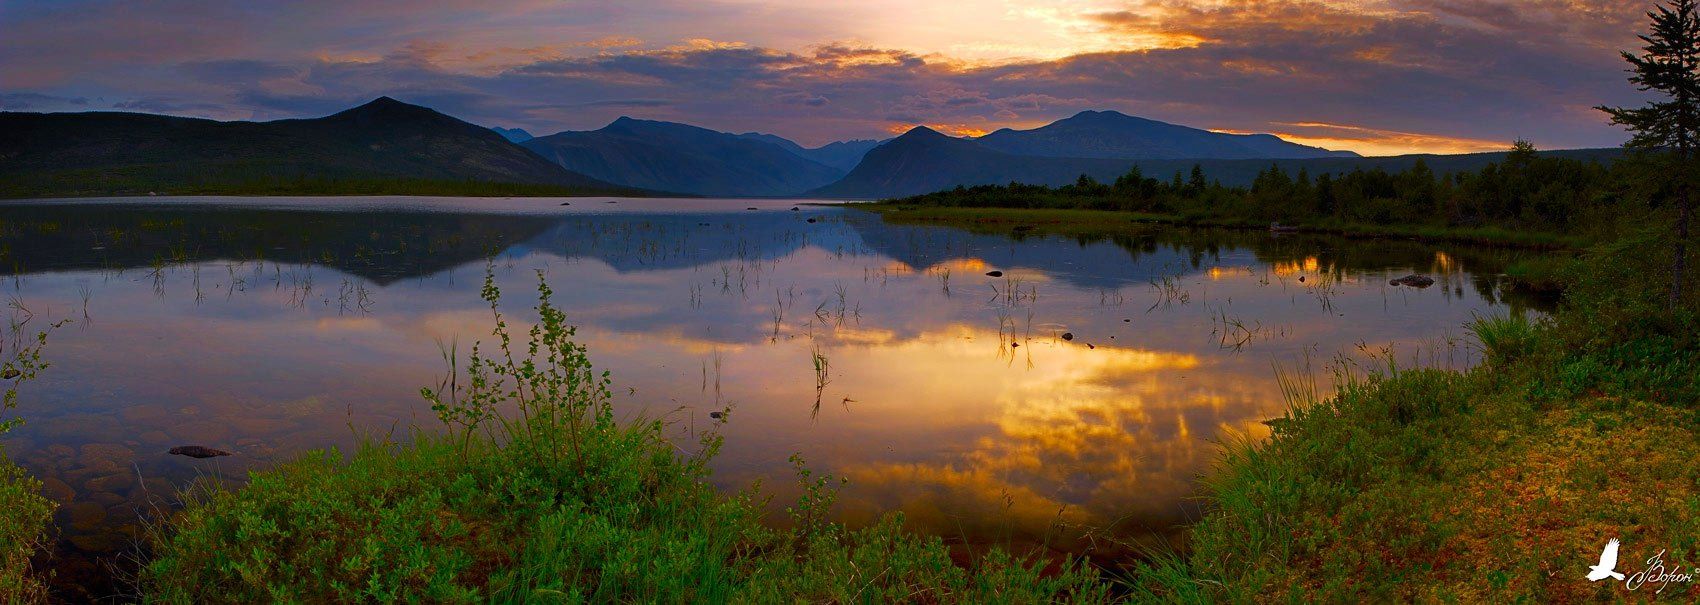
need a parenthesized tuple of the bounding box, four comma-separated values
(1212, 121, 1509, 156)
(885, 123, 989, 137)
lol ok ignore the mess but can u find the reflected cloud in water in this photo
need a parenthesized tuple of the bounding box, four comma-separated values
(0, 196, 1541, 590)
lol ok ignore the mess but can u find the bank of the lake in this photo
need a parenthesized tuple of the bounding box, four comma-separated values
(861, 204, 1582, 296)
(1137, 233, 1700, 601)
(0, 197, 1688, 602)
(126, 234, 1700, 602)
(859, 204, 1587, 248)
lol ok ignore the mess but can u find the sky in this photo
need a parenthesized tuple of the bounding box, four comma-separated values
(0, 0, 1664, 155)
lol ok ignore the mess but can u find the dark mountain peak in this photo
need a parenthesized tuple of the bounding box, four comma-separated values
(327, 96, 448, 125)
(491, 126, 534, 143)
(0, 97, 627, 195)
(737, 132, 807, 154)
(1055, 109, 1162, 127)
(897, 126, 949, 141)
(597, 116, 721, 139)
(976, 109, 1354, 160)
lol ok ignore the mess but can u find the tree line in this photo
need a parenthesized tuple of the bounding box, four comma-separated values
(896, 142, 1629, 236)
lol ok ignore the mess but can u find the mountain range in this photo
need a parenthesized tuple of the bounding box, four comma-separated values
(520, 118, 844, 197)
(975, 110, 1357, 160)
(0, 96, 1618, 201)
(810, 127, 1138, 199)
(0, 97, 624, 197)
(509, 108, 1359, 198)
(735, 133, 885, 172)
(810, 126, 1621, 199)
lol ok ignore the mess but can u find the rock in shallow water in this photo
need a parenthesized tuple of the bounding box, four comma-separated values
(168, 446, 232, 459)
(1389, 274, 1436, 288)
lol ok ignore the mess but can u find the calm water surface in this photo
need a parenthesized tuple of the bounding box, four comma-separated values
(0, 196, 1541, 597)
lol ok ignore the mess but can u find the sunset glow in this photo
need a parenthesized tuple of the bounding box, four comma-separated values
(0, 1, 1655, 153)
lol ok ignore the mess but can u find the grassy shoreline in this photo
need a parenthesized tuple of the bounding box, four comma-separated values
(1136, 237, 1700, 601)
(0, 457, 52, 603)
(0, 210, 1688, 601)
(860, 203, 1583, 295)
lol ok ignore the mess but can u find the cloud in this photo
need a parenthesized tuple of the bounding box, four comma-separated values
(178, 59, 300, 84)
(0, 0, 1657, 150)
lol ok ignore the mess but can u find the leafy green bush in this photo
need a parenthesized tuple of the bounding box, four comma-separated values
(142, 268, 1107, 603)
(0, 456, 51, 604)
(1542, 233, 1700, 404)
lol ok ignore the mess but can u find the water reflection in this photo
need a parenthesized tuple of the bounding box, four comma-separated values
(0, 197, 1541, 598)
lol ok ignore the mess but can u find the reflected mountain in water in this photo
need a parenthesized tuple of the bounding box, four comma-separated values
(3, 201, 1537, 310)
(0, 197, 1544, 600)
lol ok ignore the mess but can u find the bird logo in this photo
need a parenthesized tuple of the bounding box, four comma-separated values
(1588, 538, 1626, 582)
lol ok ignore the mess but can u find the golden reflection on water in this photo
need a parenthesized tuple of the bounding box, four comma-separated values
(0, 201, 1534, 594)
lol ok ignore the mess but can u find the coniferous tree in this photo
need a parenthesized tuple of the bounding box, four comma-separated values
(1599, 0, 1700, 303)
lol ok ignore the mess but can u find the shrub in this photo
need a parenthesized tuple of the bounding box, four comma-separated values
(0, 456, 52, 604)
(142, 268, 1108, 603)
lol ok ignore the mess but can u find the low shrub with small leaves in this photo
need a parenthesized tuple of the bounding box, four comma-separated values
(142, 268, 1107, 603)
(0, 455, 52, 604)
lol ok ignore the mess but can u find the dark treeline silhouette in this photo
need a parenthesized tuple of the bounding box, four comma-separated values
(890, 140, 1642, 238)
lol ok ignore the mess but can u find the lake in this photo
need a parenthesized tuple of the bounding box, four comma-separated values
(0, 196, 1543, 597)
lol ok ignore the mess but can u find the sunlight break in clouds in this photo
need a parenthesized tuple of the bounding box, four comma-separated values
(0, 0, 1659, 153)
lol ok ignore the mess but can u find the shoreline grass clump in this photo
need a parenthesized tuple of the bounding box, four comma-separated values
(0, 456, 52, 604)
(141, 267, 1108, 603)
(0, 308, 64, 605)
(1131, 234, 1700, 601)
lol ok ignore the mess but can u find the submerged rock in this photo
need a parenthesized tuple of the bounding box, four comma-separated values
(168, 446, 231, 459)
(1390, 274, 1436, 288)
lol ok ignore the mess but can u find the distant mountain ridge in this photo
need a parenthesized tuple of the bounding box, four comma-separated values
(1, 97, 1617, 202)
(975, 110, 1357, 160)
(737, 133, 886, 172)
(491, 127, 534, 143)
(0, 97, 624, 197)
(522, 118, 844, 197)
(810, 127, 1138, 199)
(811, 125, 1620, 199)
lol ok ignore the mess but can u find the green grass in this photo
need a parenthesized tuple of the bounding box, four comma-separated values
(1502, 254, 1580, 293)
(1130, 236, 1700, 602)
(0, 455, 52, 604)
(1470, 313, 1541, 367)
(141, 268, 1108, 603)
(132, 222, 1699, 602)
